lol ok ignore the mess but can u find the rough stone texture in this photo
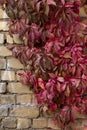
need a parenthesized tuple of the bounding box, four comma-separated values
(0, 33, 5, 44)
(71, 120, 84, 130)
(0, 108, 8, 116)
(2, 117, 16, 128)
(1, 71, 15, 81)
(9, 106, 39, 118)
(13, 34, 22, 44)
(80, 7, 87, 17)
(33, 118, 47, 128)
(0, 59, 6, 69)
(5, 34, 13, 44)
(7, 82, 32, 94)
(0, 83, 6, 93)
(16, 94, 31, 104)
(48, 119, 61, 130)
(0, 21, 9, 31)
(0, 95, 15, 104)
(16, 70, 25, 81)
(7, 58, 24, 69)
(17, 118, 31, 129)
(0, 46, 12, 57)
(0, 8, 8, 19)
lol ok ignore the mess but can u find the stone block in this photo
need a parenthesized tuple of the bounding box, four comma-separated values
(17, 118, 31, 129)
(0, 33, 5, 44)
(0, 83, 6, 93)
(0, 21, 9, 31)
(2, 117, 16, 128)
(0, 46, 12, 57)
(17, 94, 31, 104)
(10, 106, 39, 118)
(1, 71, 15, 81)
(0, 59, 6, 69)
(0, 95, 15, 104)
(7, 82, 32, 94)
(33, 118, 47, 128)
(7, 58, 24, 69)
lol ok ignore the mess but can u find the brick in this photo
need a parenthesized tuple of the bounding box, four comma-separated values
(80, 7, 87, 17)
(32, 94, 35, 104)
(2, 117, 16, 128)
(33, 118, 47, 128)
(17, 94, 31, 104)
(7, 82, 32, 94)
(0, 33, 5, 44)
(1, 71, 15, 81)
(71, 120, 83, 130)
(17, 118, 31, 129)
(13, 34, 22, 44)
(48, 119, 60, 130)
(0, 9, 8, 18)
(16, 70, 24, 81)
(0, 21, 9, 31)
(0, 107, 8, 116)
(0, 83, 6, 93)
(0, 95, 15, 104)
(10, 106, 39, 118)
(7, 58, 24, 69)
(6, 34, 13, 44)
(0, 46, 12, 57)
(0, 59, 6, 69)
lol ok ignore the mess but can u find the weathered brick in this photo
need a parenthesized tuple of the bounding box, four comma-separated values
(0, 83, 6, 93)
(48, 119, 60, 130)
(6, 34, 13, 44)
(0, 95, 15, 104)
(80, 7, 87, 17)
(7, 58, 24, 69)
(71, 120, 83, 130)
(0, 59, 6, 69)
(0, 46, 12, 57)
(7, 82, 32, 94)
(2, 117, 16, 128)
(1, 71, 15, 81)
(0, 107, 8, 116)
(0, 21, 9, 31)
(10, 106, 39, 118)
(17, 94, 31, 104)
(16, 70, 24, 81)
(33, 118, 47, 128)
(0, 9, 8, 18)
(0, 33, 5, 44)
(13, 34, 22, 44)
(17, 118, 31, 129)
(31, 94, 35, 104)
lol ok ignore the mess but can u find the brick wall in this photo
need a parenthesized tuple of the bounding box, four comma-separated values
(0, 5, 87, 130)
